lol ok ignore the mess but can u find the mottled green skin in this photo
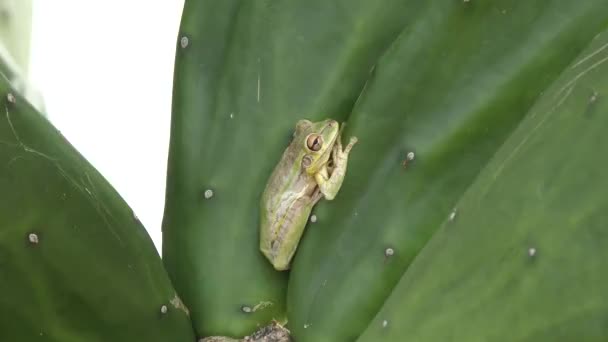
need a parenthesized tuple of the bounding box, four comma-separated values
(359, 27, 608, 341)
(0, 76, 195, 341)
(260, 119, 339, 271)
(286, 1, 608, 341)
(163, 0, 425, 337)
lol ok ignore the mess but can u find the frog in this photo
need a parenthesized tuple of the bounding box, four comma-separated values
(260, 118, 358, 270)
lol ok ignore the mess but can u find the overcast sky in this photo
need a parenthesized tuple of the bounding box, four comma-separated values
(29, 1, 185, 252)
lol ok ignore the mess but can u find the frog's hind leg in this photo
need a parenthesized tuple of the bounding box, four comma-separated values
(311, 187, 324, 205)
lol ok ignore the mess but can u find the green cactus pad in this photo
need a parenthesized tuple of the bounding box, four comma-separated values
(359, 26, 608, 342)
(287, 1, 608, 341)
(163, 0, 430, 337)
(0, 76, 195, 341)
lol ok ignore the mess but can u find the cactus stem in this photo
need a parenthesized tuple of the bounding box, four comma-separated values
(200, 322, 290, 341)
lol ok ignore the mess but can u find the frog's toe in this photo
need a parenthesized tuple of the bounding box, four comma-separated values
(345, 137, 358, 153)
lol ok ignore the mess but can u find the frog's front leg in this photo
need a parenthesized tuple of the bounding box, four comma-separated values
(314, 135, 358, 200)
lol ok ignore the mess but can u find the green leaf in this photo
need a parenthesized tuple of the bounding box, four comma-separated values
(163, 0, 426, 337)
(0, 75, 195, 341)
(359, 25, 608, 342)
(287, 1, 608, 341)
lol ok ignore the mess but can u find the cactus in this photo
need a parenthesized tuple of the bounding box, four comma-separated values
(287, 1, 608, 341)
(0, 74, 195, 341)
(165, 0, 608, 340)
(1, 0, 608, 341)
(163, 0, 430, 338)
(358, 26, 608, 342)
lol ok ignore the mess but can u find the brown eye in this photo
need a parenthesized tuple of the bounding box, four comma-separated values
(306, 134, 323, 151)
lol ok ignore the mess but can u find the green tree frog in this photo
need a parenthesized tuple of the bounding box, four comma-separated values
(260, 119, 358, 270)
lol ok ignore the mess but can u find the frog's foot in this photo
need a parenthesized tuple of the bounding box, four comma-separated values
(311, 187, 323, 204)
(344, 136, 358, 153)
(333, 136, 358, 163)
(317, 136, 357, 200)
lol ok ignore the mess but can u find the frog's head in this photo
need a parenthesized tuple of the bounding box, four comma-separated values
(295, 119, 339, 174)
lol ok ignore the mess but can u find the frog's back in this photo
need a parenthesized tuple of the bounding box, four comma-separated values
(260, 153, 316, 269)
(260, 149, 308, 216)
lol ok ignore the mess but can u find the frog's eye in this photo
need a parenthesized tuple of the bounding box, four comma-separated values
(306, 134, 323, 152)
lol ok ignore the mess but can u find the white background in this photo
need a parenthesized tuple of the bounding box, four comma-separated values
(29, 1, 186, 251)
